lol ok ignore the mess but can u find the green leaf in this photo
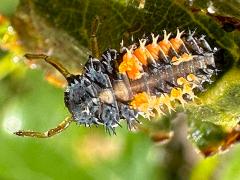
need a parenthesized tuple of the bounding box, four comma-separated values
(1, 0, 240, 179)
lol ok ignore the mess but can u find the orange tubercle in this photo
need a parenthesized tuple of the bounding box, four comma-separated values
(119, 50, 143, 80)
(146, 44, 161, 60)
(169, 38, 183, 52)
(171, 56, 178, 63)
(130, 91, 185, 116)
(133, 39, 154, 66)
(146, 34, 161, 60)
(158, 40, 171, 55)
(133, 48, 148, 66)
(169, 28, 185, 52)
(130, 92, 151, 114)
(181, 53, 192, 61)
(130, 92, 173, 117)
(158, 30, 171, 55)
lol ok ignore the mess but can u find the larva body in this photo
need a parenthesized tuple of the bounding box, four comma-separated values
(64, 29, 218, 133)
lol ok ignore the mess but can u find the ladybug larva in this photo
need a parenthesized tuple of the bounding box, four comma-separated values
(14, 28, 220, 138)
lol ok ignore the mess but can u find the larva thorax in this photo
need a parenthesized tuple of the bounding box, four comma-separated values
(64, 29, 219, 133)
(64, 49, 138, 133)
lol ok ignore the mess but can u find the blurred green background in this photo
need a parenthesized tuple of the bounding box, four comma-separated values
(1, 0, 240, 180)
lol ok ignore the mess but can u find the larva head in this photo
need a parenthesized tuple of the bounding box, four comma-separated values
(64, 56, 112, 126)
(64, 52, 121, 130)
(64, 75, 100, 126)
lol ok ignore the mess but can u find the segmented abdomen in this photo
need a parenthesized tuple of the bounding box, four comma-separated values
(64, 29, 219, 133)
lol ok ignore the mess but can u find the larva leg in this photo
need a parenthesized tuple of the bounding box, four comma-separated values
(14, 116, 73, 138)
(24, 53, 73, 81)
(91, 16, 101, 58)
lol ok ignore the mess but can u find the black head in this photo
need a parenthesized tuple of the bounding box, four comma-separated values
(64, 75, 100, 126)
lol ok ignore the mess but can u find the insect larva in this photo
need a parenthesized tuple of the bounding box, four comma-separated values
(14, 28, 220, 137)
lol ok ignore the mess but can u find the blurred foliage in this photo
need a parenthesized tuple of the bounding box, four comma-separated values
(0, 14, 25, 80)
(1, 0, 240, 180)
(0, 0, 19, 16)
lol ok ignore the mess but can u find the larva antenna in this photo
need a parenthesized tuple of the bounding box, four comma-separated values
(24, 53, 74, 82)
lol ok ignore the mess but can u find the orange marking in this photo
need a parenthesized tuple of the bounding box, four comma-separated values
(170, 28, 185, 52)
(146, 43, 160, 60)
(158, 30, 171, 55)
(130, 92, 164, 117)
(131, 92, 175, 117)
(181, 53, 192, 61)
(171, 56, 178, 63)
(170, 38, 183, 52)
(158, 40, 171, 55)
(133, 48, 148, 65)
(130, 92, 152, 115)
(119, 50, 143, 80)
(145, 34, 161, 60)
(130, 89, 193, 116)
(171, 53, 192, 65)
(133, 39, 156, 66)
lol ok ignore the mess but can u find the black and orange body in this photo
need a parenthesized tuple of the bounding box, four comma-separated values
(14, 29, 221, 137)
(64, 29, 219, 133)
